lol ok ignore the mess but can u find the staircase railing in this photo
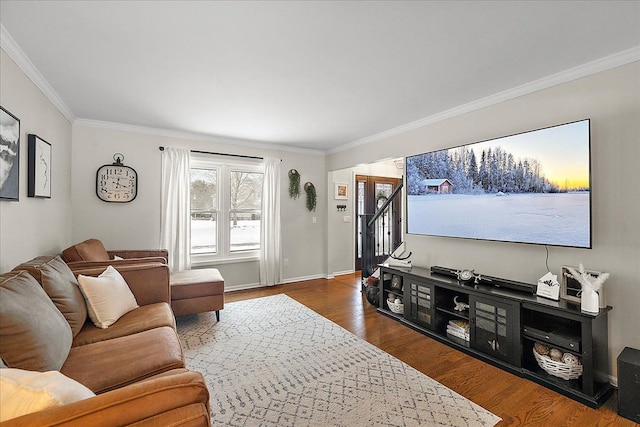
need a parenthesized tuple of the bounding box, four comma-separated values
(360, 182, 403, 283)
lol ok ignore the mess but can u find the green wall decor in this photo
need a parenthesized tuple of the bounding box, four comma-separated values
(288, 169, 301, 199)
(304, 182, 316, 211)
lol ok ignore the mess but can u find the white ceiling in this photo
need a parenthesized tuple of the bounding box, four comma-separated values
(1, 1, 639, 153)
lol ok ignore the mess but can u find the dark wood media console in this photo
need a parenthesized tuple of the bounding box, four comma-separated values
(378, 265, 613, 408)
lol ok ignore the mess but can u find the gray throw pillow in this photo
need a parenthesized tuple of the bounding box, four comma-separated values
(38, 256, 88, 337)
(0, 271, 72, 371)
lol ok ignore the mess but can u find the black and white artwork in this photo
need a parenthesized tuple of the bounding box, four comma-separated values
(0, 106, 20, 201)
(28, 134, 52, 198)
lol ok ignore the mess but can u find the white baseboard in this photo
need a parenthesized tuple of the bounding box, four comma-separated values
(279, 273, 327, 284)
(224, 273, 329, 292)
(224, 282, 262, 292)
(332, 270, 355, 277)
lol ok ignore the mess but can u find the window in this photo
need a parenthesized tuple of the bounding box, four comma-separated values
(190, 168, 218, 254)
(190, 154, 263, 264)
(229, 171, 262, 252)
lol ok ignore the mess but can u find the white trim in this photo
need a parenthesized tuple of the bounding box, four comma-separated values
(279, 273, 328, 284)
(189, 158, 263, 263)
(332, 270, 355, 277)
(224, 282, 262, 292)
(223, 273, 328, 292)
(74, 118, 325, 156)
(328, 46, 640, 155)
(0, 24, 76, 123)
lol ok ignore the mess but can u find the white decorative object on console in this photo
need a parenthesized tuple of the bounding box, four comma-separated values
(565, 264, 609, 315)
(536, 271, 560, 301)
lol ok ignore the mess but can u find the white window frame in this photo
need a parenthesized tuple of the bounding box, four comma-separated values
(190, 153, 263, 266)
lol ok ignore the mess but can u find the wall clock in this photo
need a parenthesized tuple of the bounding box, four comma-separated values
(96, 153, 138, 203)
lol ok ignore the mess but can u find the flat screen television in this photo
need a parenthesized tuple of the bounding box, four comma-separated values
(406, 119, 591, 248)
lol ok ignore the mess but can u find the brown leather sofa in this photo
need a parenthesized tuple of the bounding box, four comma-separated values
(62, 239, 225, 319)
(0, 255, 210, 426)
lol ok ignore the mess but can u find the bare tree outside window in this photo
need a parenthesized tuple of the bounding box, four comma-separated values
(190, 168, 218, 254)
(230, 171, 263, 252)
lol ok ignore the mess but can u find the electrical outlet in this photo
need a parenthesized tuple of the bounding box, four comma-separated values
(284, 259, 289, 267)
(312, 216, 317, 224)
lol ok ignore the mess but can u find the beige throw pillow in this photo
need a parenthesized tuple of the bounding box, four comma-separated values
(0, 368, 95, 422)
(77, 266, 139, 329)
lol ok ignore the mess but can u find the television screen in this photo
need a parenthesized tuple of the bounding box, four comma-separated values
(406, 119, 591, 248)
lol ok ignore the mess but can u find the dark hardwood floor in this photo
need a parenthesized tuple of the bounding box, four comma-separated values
(224, 273, 637, 427)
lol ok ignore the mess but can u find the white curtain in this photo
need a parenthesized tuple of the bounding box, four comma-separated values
(260, 157, 281, 286)
(160, 147, 191, 272)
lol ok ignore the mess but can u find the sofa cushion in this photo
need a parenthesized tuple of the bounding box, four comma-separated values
(0, 368, 95, 422)
(73, 303, 176, 347)
(14, 255, 88, 337)
(0, 271, 73, 371)
(62, 238, 110, 262)
(61, 326, 185, 394)
(77, 266, 139, 329)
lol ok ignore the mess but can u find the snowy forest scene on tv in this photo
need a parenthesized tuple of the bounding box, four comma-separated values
(406, 119, 591, 248)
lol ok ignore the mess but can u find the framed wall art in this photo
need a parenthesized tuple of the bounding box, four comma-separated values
(334, 182, 348, 200)
(0, 106, 20, 201)
(28, 134, 52, 198)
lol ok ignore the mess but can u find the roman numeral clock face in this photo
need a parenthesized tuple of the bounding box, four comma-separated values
(96, 164, 138, 202)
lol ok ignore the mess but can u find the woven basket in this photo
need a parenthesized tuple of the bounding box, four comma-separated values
(533, 348, 583, 380)
(387, 300, 404, 314)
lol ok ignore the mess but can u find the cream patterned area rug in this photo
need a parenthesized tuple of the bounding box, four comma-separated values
(177, 294, 500, 427)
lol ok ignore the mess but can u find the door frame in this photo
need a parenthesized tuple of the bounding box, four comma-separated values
(355, 174, 402, 271)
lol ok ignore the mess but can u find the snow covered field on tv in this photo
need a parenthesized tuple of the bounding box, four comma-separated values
(407, 192, 590, 247)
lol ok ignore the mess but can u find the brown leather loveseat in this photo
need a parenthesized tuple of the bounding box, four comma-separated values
(0, 255, 210, 426)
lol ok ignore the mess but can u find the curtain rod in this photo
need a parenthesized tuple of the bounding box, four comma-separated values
(159, 146, 282, 161)
(159, 146, 263, 160)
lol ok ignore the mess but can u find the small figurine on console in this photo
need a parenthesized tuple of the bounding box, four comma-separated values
(453, 296, 470, 312)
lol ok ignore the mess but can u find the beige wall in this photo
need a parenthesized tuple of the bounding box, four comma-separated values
(327, 61, 640, 380)
(70, 123, 327, 289)
(0, 48, 73, 272)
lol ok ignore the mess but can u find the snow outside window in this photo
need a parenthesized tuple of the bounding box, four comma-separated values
(190, 154, 263, 265)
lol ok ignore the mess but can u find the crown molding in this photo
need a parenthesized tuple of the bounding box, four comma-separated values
(328, 46, 640, 155)
(4, 19, 637, 156)
(1, 24, 76, 123)
(74, 118, 326, 157)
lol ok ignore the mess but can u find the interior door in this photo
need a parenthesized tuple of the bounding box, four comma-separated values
(355, 175, 402, 271)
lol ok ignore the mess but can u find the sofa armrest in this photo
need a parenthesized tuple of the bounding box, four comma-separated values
(108, 249, 168, 262)
(71, 263, 170, 305)
(2, 370, 210, 427)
